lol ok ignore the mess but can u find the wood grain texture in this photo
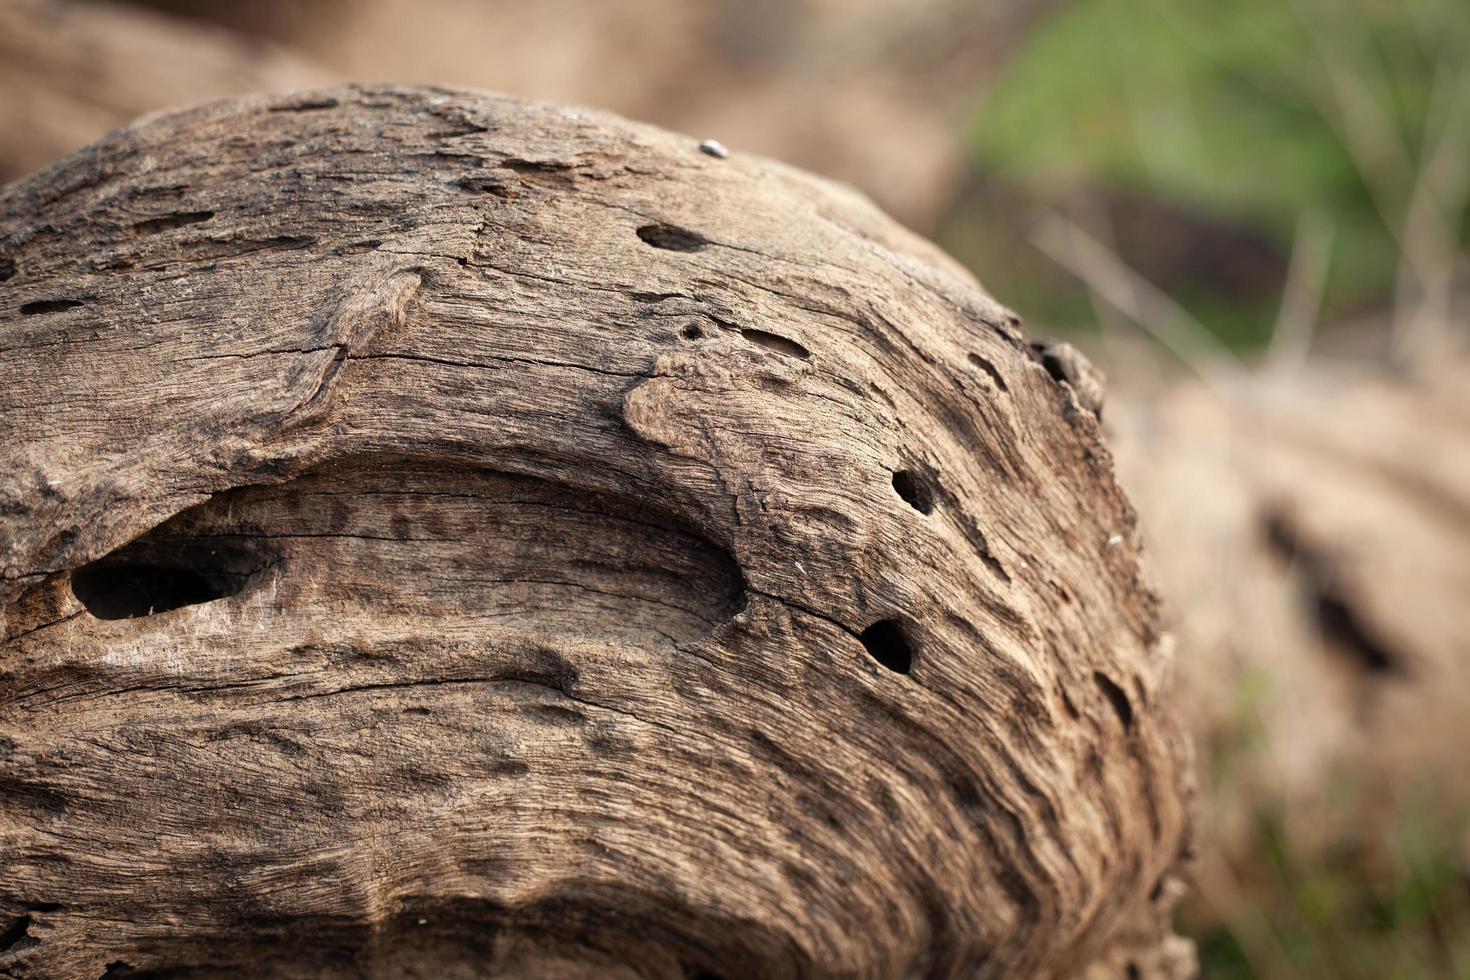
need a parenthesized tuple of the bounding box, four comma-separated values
(0, 85, 1192, 979)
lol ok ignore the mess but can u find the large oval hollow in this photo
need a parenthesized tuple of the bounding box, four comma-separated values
(82, 459, 746, 646)
(72, 564, 235, 620)
(70, 536, 269, 620)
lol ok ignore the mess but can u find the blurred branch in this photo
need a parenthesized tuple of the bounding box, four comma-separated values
(1030, 211, 1245, 388)
(1289, 0, 1414, 230)
(1268, 212, 1333, 375)
(1068, 198, 1144, 372)
(1391, 52, 1470, 368)
(1192, 845, 1306, 980)
(1288, 0, 1470, 370)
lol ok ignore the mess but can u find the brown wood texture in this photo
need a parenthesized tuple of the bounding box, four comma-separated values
(0, 85, 1192, 979)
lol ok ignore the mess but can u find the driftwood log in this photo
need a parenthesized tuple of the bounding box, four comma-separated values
(0, 86, 1192, 979)
(1109, 357, 1470, 908)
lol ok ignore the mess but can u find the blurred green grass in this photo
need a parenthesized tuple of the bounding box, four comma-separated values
(1189, 749, 1470, 979)
(1166, 655, 1470, 979)
(946, 0, 1470, 351)
(946, 1, 1470, 975)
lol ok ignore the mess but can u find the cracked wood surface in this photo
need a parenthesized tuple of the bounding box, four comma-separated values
(0, 85, 1192, 979)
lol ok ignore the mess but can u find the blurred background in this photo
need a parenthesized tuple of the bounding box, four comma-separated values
(3, 0, 1467, 975)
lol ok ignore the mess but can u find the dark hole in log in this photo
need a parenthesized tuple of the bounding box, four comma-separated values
(1093, 671, 1133, 731)
(968, 352, 1008, 391)
(268, 97, 339, 112)
(68, 500, 274, 621)
(681, 323, 704, 340)
(1030, 341, 1072, 386)
(1263, 510, 1405, 674)
(859, 619, 913, 674)
(891, 470, 934, 515)
(740, 328, 810, 360)
(20, 299, 83, 315)
(452, 176, 513, 197)
(0, 915, 32, 954)
(637, 223, 709, 252)
(1314, 594, 1399, 673)
(71, 563, 239, 620)
(130, 210, 215, 236)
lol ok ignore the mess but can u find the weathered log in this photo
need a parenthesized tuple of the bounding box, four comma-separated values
(0, 85, 1192, 979)
(1109, 357, 1470, 896)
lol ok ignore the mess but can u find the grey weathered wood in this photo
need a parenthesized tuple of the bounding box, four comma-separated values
(0, 85, 1192, 979)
